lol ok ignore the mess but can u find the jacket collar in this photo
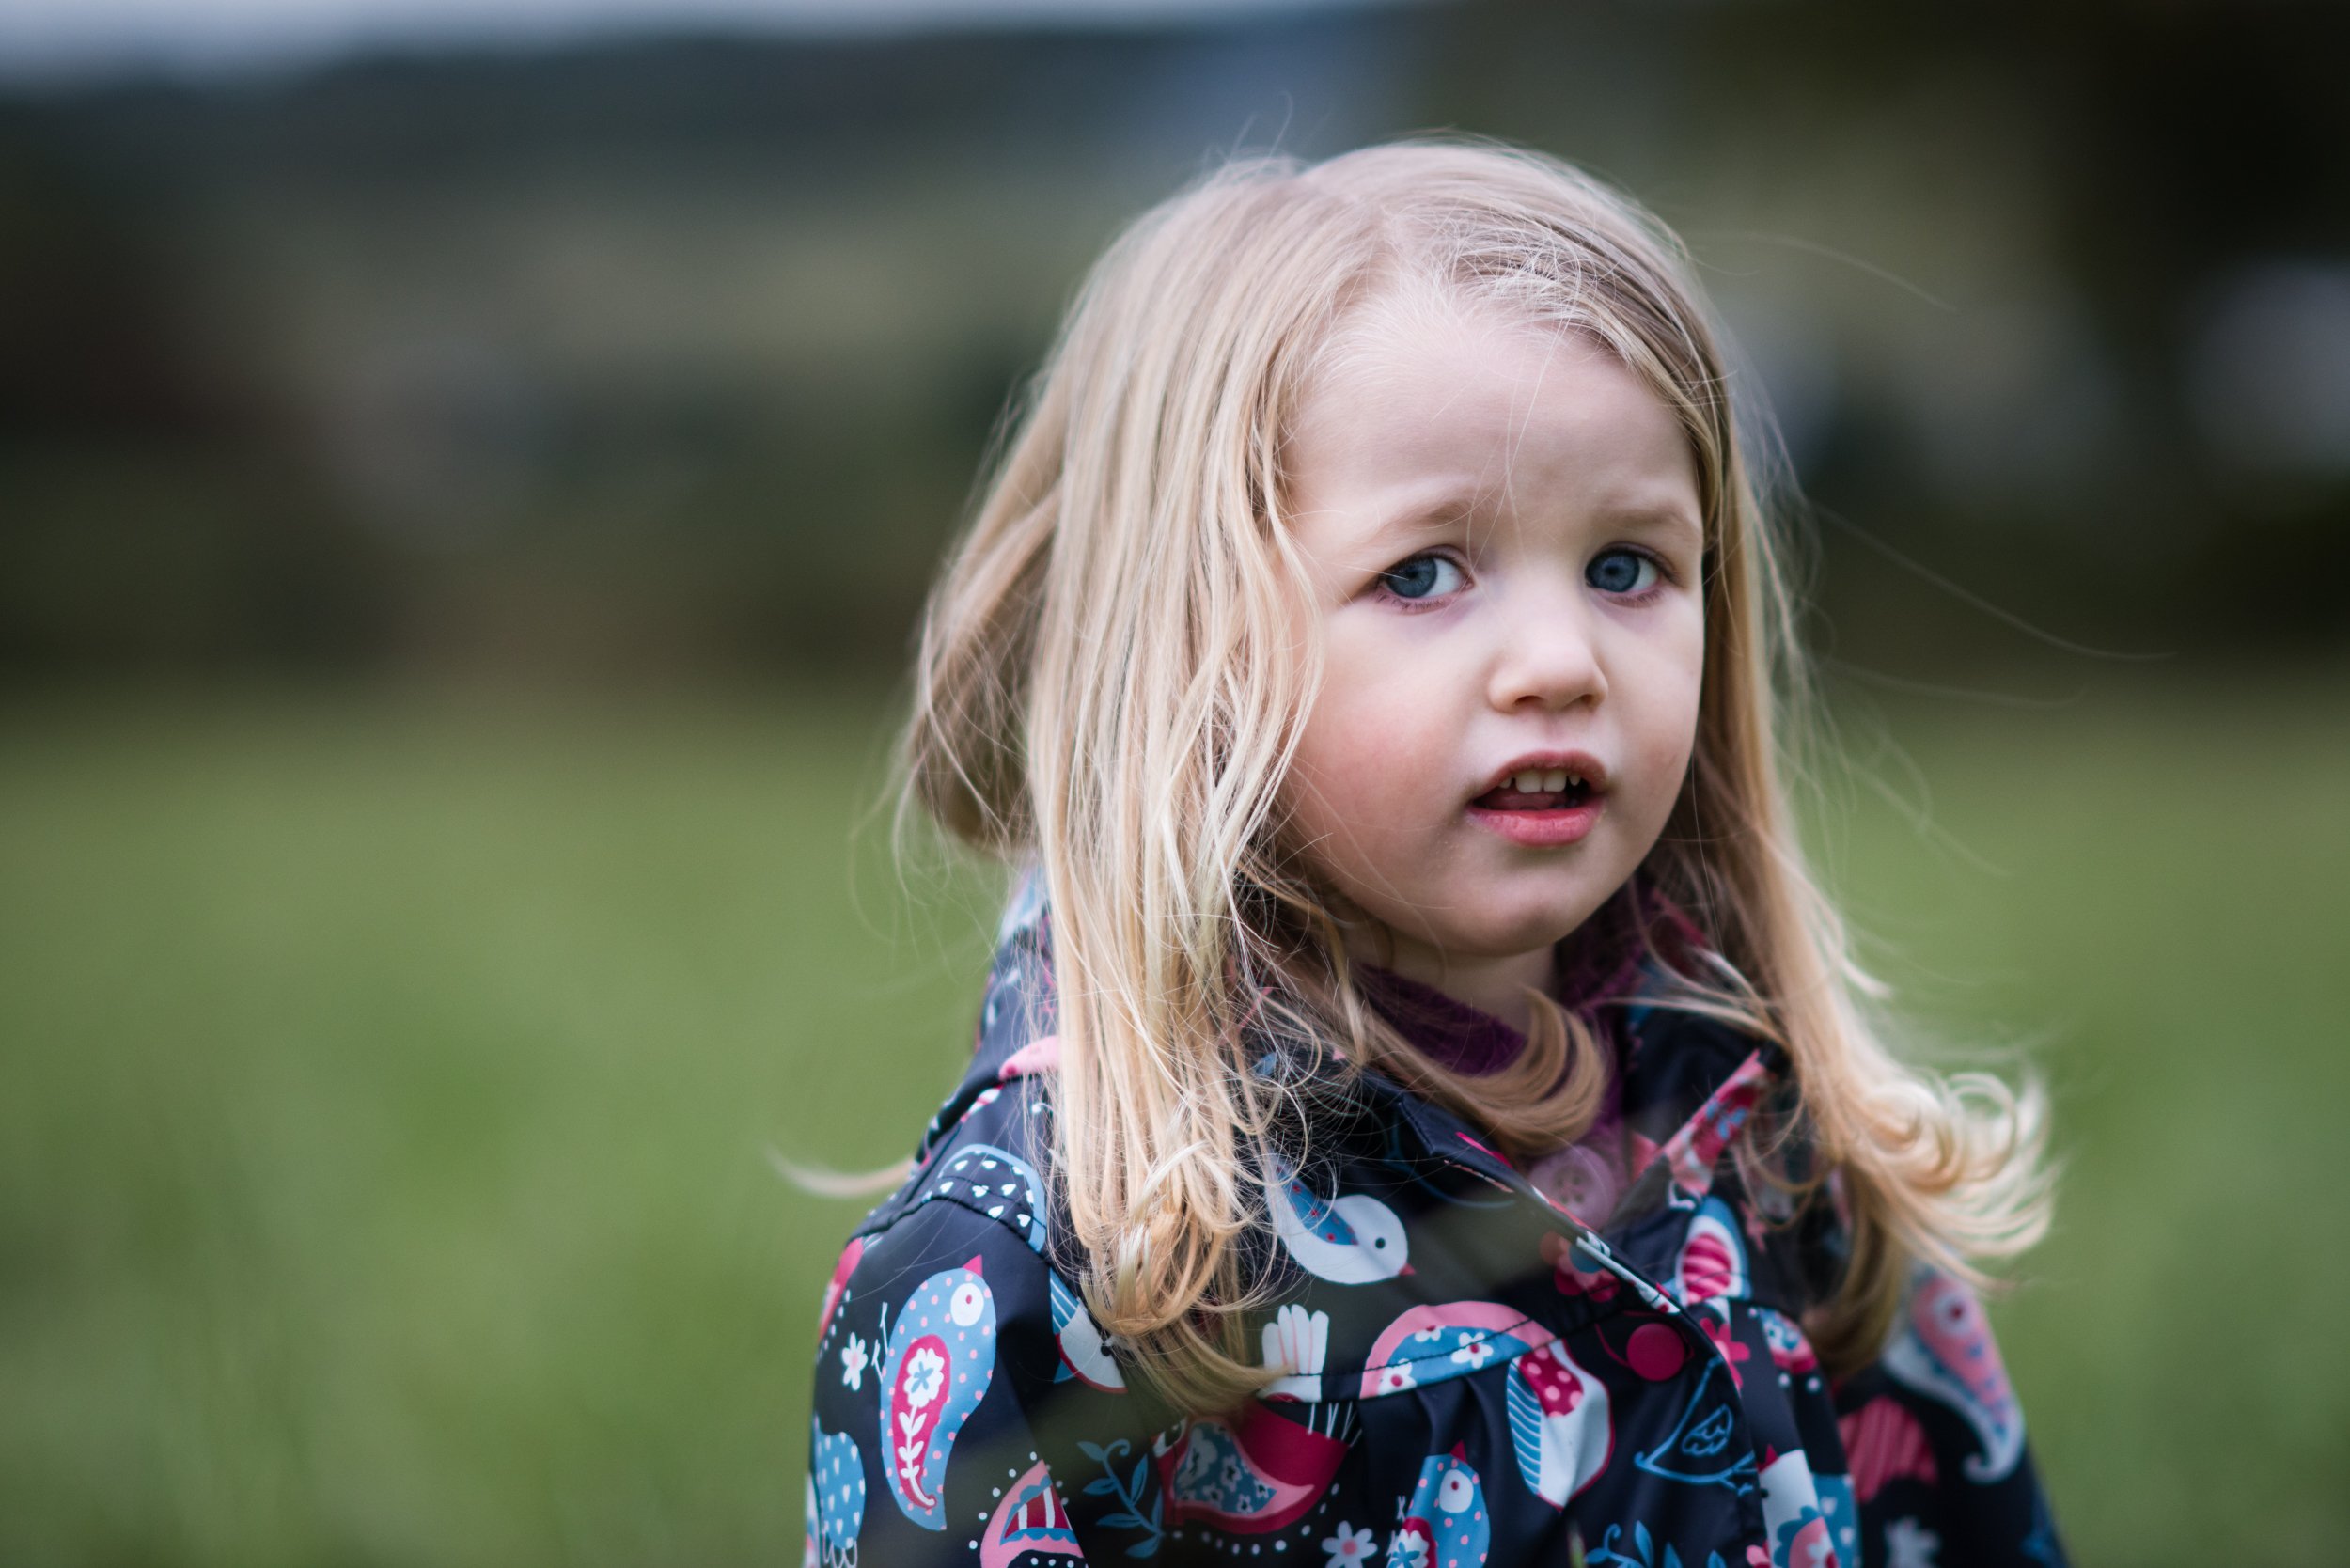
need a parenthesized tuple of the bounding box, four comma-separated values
(925, 886, 1785, 1238)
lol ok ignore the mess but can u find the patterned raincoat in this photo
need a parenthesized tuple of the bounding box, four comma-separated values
(806, 894, 2065, 1568)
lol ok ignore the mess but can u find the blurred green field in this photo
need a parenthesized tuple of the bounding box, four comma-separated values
(2, 678, 2345, 1566)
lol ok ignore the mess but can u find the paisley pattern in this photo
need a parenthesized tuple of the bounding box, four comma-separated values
(805, 901, 2067, 1566)
(876, 1257, 996, 1529)
(1882, 1266, 2028, 1482)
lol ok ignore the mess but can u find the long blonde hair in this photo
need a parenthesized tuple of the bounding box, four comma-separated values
(901, 135, 2050, 1412)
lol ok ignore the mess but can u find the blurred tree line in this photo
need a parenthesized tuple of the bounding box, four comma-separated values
(2, 0, 2345, 684)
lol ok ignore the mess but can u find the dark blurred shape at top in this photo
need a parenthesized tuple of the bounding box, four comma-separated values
(1, 0, 2345, 685)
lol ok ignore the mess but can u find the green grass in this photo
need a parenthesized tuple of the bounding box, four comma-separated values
(1812, 680, 2350, 1564)
(0, 678, 2343, 1565)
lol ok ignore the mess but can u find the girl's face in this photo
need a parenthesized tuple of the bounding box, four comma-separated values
(1278, 297, 1707, 1018)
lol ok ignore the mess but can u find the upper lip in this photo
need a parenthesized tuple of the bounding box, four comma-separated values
(1472, 750, 1609, 800)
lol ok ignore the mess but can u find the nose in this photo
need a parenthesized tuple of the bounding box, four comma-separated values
(1485, 590, 1606, 714)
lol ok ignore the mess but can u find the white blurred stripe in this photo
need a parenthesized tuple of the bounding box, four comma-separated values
(0, 0, 1430, 86)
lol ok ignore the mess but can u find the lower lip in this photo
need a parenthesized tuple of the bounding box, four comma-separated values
(1465, 798, 1605, 847)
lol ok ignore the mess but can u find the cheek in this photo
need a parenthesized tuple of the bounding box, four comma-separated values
(1285, 655, 1451, 858)
(1627, 613, 1706, 806)
(1579, 604, 1705, 848)
(1290, 705, 1419, 842)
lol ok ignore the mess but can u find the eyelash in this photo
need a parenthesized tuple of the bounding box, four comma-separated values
(1369, 545, 1677, 608)
(1372, 549, 1469, 609)
(1591, 545, 1675, 603)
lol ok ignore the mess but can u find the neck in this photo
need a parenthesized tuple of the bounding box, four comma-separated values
(1342, 925, 1557, 1033)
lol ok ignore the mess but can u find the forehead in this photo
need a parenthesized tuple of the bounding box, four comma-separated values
(1283, 290, 1700, 527)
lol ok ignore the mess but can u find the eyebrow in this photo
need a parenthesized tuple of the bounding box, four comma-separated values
(1361, 481, 1489, 541)
(1608, 502, 1705, 550)
(1363, 485, 1703, 551)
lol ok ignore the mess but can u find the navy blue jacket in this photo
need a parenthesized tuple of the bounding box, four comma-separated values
(806, 901, 2064, 1568)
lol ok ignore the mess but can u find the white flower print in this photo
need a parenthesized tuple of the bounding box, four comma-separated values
(1449, 1336, 1495, 1370)
(1320, 1521, 1377, 1565)
(1886, 1516, 1940, 1568)
(1386, 1523, 1432, 1568)
(838, 1332, 870, 1391)
(1370, 1362, 1418, 1395)
(902, 1344, 946, 1409)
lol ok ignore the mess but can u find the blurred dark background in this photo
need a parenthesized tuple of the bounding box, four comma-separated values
(4, 4, 2347, 1564)
(7, 1, 2347, 685)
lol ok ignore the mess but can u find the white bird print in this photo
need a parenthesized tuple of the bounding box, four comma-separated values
(1267, 1156, 1411, 1285)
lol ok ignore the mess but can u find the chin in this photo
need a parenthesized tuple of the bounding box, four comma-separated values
(1436, 897, 1597, 963)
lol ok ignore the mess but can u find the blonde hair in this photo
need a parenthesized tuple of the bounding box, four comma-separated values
(901, 135, 2051, 1412)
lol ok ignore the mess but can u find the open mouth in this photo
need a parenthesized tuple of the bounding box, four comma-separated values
(1469, 767, 1599, 812)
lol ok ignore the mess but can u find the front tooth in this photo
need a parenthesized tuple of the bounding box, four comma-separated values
(1513, 770, 1543, 794)
(1542, 769, 1568, 792)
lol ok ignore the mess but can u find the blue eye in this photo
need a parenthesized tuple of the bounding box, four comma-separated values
(1587, 548, 1657, 596)
(1379, 553, 1464, 601)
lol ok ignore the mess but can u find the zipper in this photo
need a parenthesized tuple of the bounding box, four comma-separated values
(1428, 1143, 1744, 1379)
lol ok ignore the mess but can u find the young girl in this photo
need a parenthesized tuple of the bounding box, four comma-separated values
(806, 137, 2060, 1568)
